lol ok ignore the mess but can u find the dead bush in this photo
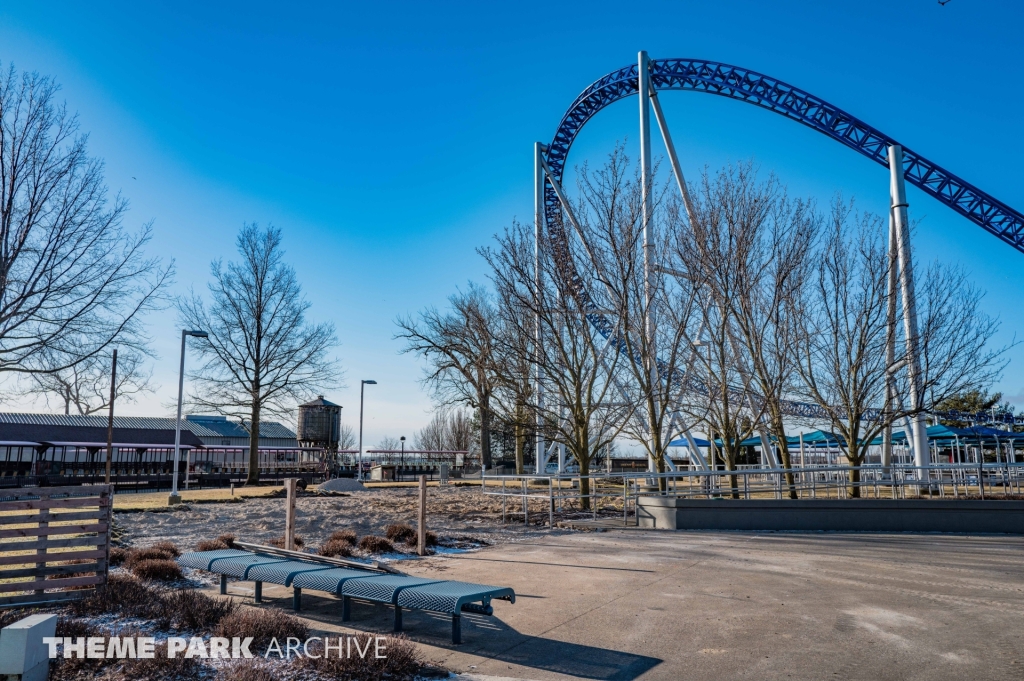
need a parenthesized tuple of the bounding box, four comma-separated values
(297, 633, 427, 681)
(328, 529, 358, 545)
(214, 607, 308, 652)
(150, 540, 181, 557)
(124, 546, 176, 568)
(358, 535, 394, 554)
(401, 530, 438, 548)
(217, 533, 236, 548)
(130, 558, 183, 582)
(218, 658, 279, 681)
(109, 547, 131, 566)
(266, 535, 304, 549)
(55, 617, 101, 639)
(385, 523, 416, 544)
(68, 574, 167, 622)
(119, 639, 203, 681)
(164, 588, 237, 631)
(317, 538, 353, 558)
(196, 539, 230, 552)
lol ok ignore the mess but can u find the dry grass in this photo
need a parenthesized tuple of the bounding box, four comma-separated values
(328, 529, 358, 545)
(297, 633, 428, 681)
(109, 546, 131, 566)
(214, 607, 308, 651)
(217, 533, 236, 548)
(385, 523, 416, 544)
(317, 538, 353, 557)
(358, 535, 394, 554)
(150, 541, 181, 557)
(129, 558, 183, 582)
(164, 588, 238, 631)
(196, 539, 230, 551)
(124, 545, 178, 568)
(218, 658, 280, 681)
(266, 535, 304, 549)
(112, 486, 283, 511)
(69, 574, 168, 622)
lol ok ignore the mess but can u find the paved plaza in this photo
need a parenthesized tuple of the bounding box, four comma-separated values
(215, 530, 1024, 680)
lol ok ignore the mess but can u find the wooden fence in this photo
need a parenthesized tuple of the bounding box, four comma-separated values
(0, 485, 111, 607)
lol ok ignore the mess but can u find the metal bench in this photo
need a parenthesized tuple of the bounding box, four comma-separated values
(176, 547, 514, 643)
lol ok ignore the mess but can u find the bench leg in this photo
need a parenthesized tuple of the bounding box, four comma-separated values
(341, 596, 351, 621)
(452, 614, 461, 644)
(220, 574, 227, 595)
(254, 581, 262, 604)
(293, 587, 301, 612)
(394, 604, 403, 632)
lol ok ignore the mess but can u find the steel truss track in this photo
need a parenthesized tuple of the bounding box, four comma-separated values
(541, 58, 1024, 423)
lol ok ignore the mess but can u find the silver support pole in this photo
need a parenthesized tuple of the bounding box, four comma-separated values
(534, 142, 546, 475)
(882, 208, 898, 472)
(888, 145, 928, 467)
(638, 50, 659, 473)
(170, 330, 187, 503)
(649, 84, 698, 225)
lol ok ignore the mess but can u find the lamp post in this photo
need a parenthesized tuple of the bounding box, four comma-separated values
(169, 329, 208, 505)
(357, 380, 377, 481)
(400, 436, 406, 475)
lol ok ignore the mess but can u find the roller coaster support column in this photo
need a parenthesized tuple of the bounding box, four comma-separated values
(639, 50, 659, 473)
(889, 145, 929, 467)
(534, 142, 546, 475)
(881, 209, 898, 472)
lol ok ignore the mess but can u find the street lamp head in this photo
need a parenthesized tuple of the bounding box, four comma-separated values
(362, 379, 377, 385)
(187, 330, 208, 338)
(400, 436, 406, 442)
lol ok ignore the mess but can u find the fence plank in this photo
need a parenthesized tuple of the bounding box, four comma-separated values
(0, 548, 108, 567)
(0, 510, 106, 525)
(0, 536, 104, 552)
(0, 574, 103, 593)
(0, 497, 110, 512)
(0, 589, 92, 607)
(0, 485, 111, 499)
(0, 523, 107, 539)
(1, 562, 102, 579)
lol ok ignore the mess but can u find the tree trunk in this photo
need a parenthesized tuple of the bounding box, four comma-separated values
(726, 457, 740, 500)
(579, 455, 591, 511)
(514, 422, 524, 475)
(479, 405, 492, 469)
(848, 458, 861, 498)
(247, 401, 261, 486)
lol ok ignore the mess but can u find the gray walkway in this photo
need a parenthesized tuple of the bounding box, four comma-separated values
(217, 531, 1024, 680)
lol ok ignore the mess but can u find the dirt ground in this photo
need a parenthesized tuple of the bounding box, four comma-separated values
(115, 484, 578, 554)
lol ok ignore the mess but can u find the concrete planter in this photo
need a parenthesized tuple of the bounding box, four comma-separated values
(636, 496, 1024, 533)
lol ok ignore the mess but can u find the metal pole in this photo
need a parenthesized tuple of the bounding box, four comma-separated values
(170, 331, 187, 503)
(888, 145, 928, 467)
(534, 142, 546, 475)
(638, 50, 659, 473)
(105, 348, 117, 484)
(882, 209, 898, 473)
(358, 382, 365, 481)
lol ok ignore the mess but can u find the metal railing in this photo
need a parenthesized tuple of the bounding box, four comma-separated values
(482, 461, 1024, 526)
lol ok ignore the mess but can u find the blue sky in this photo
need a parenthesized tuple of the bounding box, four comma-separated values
(0, 1, 1021, 444)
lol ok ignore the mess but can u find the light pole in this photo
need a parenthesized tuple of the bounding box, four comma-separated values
(169, 329, 208, 504)
(357, 380, 377, 481)
(400, 436, 406, 476)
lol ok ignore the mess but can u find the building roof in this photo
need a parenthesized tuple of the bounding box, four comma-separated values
(299, 395, 341, 408)
(0, 422, 205, 447)
(0, 412, 296, 440)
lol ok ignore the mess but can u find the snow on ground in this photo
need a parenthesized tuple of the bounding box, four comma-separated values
(116, 484, 563, 553)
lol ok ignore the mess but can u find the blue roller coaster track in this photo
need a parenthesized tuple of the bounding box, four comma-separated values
(541, 58, 1024, 424)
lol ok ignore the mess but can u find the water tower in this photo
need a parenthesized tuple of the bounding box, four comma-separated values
(297, 396, 341, 451)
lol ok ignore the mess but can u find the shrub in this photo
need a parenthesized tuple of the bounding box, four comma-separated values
(124, 546, 177, 568)
(400, 530, 439, 548)
(164, 588, 237, 631)
(130, 558, 183, 582)
(385, 523, 416, 544)
(215, 607, 308, 651)
(317, 538, 352, 558)
(109, 546, 131, 566)
(150, 540, 181, 557)
(328, 529, 357, 545)
(196, 539, 230, 552)
(55, 617, 100, 639)
(358, 535, 394, 554)
(68, 574, 167, 622)
(120, 639, 203, 680)
(297, 633, 426, 681)
(217, 533, 236, 548)
(266, 535, 304, 549)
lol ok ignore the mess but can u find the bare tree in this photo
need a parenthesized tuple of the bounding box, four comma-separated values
(796, 203, 1004, 495)
(415, 409, 475, 453)
(20, 346, 155, 415)
(484, 220, 632, 506)
(179, 223, 340, 485)
(675, 165, 819, 497)
(376, 436, 401, 452)
(338, 423, 357, 450)
(0, 65, 171, 378)
(396, 285, 498, 468)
